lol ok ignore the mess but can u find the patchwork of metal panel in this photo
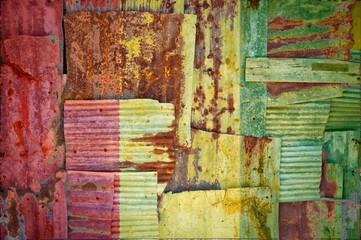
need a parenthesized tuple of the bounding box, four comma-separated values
(266, 101, 331, 202)
(64, 0, 184, 13)
(67, 171, 158, 239)
(112, 172, 158, 238)
(326, 87, 361, 131)
(268, 0, 356, 60)
(159, 187, 272, 239)
(165, 129, 280, 239)
(63, 11, 195, 147)
(64, 99, 175, 188)
(0, 172, 67, 239)
(246, 58, 360, 84)
(1, 36, 64, 192)
(186, 0, 241, 135)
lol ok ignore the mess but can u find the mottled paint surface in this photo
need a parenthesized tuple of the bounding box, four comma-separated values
(1, 36, 64, 192)
(186, 0, 241, 135)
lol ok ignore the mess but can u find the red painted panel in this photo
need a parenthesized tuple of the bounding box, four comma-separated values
(1, 36, 64, 192)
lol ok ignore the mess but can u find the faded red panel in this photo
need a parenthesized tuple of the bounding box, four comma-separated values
(1, 36, 64, 192)
(279, 202, 309, 240)
(67, 171, 115, 239)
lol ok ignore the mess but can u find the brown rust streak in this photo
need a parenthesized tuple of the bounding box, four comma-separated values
(268, 16, 304, 31)
(267, 82, 338, 96)
(7, 198, 20, 238)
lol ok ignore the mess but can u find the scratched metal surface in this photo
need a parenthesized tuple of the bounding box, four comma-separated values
(64, 11, 196, 147)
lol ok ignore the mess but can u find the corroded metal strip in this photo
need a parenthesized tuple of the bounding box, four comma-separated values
(63, 12, 196, 147)
(164, 129, 280, 238)
(268, 0, 356, 60)
(64, 99, 176, 186)
(239, 0, 267, 137)
(112, 172, 158, 238)
(1, 36, 64, 192)
(246, 58, 360, 84)
(159, 188, 272, 238)
(186, 0, 241, 135)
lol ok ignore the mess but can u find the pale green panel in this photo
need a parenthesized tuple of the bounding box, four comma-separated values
(324, 163, 344, 199)
(240, 0, 267, 137)
(246, 58, 360, 84)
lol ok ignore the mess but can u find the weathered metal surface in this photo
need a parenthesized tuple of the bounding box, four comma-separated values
(64, 99, 175, 191)
(1, 0, 63, 70)
(65, 0, 184, 13)
(266, 101, 331, 202)
(113, 172, 158, 238)
(164, 129, 280, 238)
(67, 171, 115, 239)
(246, 58, 360, 84)
(1, 36, 64, 192)
(186, 0, 241, 135)
(0, 171, 67, 239)
(67, 171, 158, 239)
(159, 187, 272, 238)
(64, 12, 195, 147)
(326, 87, 361, 131)
(267, 85, 344, 107)
(268, 0, 356, 60)
(239, 0, 267, 137)
(320, 163, 343, 199)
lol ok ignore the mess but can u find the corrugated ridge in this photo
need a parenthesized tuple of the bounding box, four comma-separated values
(111, 172, 158, 238)
(326, 88, 361, 130)
(279, 139, 323, 202)
(64, 100, 176, 180)
(266, 102, 329, 202)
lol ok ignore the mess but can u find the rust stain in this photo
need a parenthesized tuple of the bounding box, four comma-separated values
(267, 82, 338, 96)
(247, 0, 260, 10)
(13, 121, 24, 147)
(81, 182, 97, 191)
(268, 16, 304, 31)
(7, 197, 20, 238)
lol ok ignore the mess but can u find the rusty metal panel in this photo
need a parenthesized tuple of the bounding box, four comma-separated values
(0, 172, 67, 239)
(64, 99, 175, 191)
(320, 163, 343, 199)
(326, 87, 361, 131)
(246, 58, 360, 84)
(63, 11, 195, 147)
(186, 0, 241, 135)
(1, 36, 64, 192)
(268, 0, 356, 60)
(164, 129, 280, 238)
(239, 0, 267, 137)
(64, 0, 184, 13)
(159, 187, 272, 238)
(67, 171, 158, 239)
(113, 172, 158, 238)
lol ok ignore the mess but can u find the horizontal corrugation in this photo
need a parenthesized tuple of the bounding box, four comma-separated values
(64, 99, 176, 184)
(326, 88, 361, 130)
(111, 172, 158, 239)
(266, 102, 328, 202)
(266, 102, 331, 138)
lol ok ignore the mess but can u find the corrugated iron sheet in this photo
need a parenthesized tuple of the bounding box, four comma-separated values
(67, 171, 158, 239)
(266, 101, 331, 202)
(164, 129, 280, 238)
(1, 36, 64, 192)
(246, 57, 360, 84)
(268, 0, 356, 60)
(64, 0, 184, 13)
(0, 171, 67, 239)
(159, 187, 272, 238)
(113, 172, 158, 238)
(63, 11, 195, 147)
(326, 87, 361, 131)
(239, 0, 267, 137)
(64, 99, 176, 190)
(186, 0, 241, 135)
